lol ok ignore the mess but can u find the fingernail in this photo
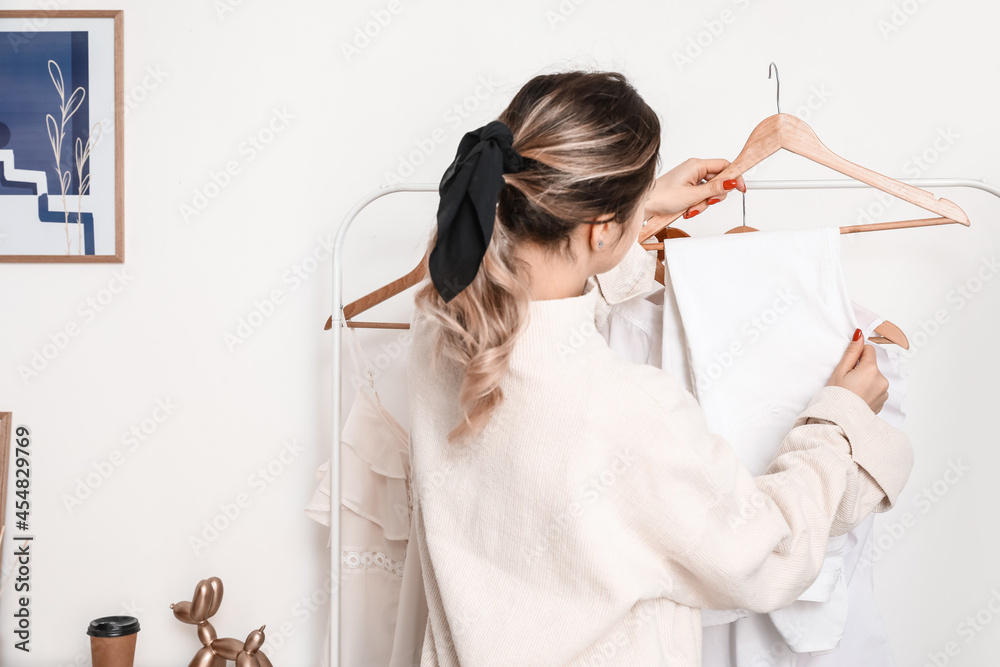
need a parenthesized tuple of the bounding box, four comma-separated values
(707, 198, 721, 205)
(683, 209, 700, 219)
(723, 179, 738, 190)
(853, 328, 862, 341)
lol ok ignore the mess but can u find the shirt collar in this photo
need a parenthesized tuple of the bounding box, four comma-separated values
(589, 240, 657, 305)
(586, 241, 658, 333)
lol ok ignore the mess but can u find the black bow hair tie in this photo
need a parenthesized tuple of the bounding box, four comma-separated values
(429, 120, 530, 303)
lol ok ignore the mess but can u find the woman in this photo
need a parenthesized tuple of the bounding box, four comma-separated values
(406, 70, 913, 666)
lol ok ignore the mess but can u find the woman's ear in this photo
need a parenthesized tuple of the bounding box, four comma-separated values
(588, 213, 615, 252)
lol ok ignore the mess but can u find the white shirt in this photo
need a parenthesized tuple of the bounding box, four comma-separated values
(596, 236, 910, 666)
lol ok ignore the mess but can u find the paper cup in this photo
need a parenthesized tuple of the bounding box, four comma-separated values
(87, 616, 140, 667)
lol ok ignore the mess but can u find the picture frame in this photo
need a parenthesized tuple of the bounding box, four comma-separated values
(0, 10, 123, 263)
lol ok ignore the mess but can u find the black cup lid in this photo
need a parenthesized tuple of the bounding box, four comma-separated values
(87, 616, 140, 637)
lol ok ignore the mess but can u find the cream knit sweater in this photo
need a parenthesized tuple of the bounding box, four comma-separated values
(406, 242, 913, 666)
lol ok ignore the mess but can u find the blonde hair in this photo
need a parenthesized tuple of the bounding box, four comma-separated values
(414, 69, 661, 444)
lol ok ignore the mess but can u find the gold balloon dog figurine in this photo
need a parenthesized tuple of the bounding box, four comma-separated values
(170, 576, 274, 667)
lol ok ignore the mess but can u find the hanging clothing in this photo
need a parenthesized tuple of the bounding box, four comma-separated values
(597, 232, 910, 666)
(310, 238, 912, 667)
(405, 237, 913, 666)
(305, 327, 427, 667)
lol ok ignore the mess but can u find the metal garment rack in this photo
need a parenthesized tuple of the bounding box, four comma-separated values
(326, 176, 1000, 665)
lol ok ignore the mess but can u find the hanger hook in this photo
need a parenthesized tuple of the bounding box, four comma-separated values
(768, 62, 781, 114)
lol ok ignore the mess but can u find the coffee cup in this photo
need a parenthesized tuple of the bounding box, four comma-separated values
(87, 615, 140, 667)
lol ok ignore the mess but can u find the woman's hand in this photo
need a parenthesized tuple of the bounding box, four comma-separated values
(644, 158, 746, 221)
(826, 329, 890, 414)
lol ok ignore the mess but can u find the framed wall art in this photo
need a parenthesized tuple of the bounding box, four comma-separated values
(0, 10, 123, 262)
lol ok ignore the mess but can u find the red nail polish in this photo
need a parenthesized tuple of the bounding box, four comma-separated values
(853, 328, 862, 341)
(683, 209, 700, 219)
(707, 198, 720, 205)
(723, 179, 737, 190)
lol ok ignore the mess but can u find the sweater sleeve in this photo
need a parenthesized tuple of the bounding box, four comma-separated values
(612, 367, 913, 614)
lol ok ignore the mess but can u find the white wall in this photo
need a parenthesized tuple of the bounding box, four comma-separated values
(0, 0, 998, 664)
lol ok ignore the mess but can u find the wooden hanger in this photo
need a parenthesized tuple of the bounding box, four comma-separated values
(640, 64, 970, 244)
(639, 112, 970, 244)
(323, 259, 423, 330)
(631, 65, 976, 350)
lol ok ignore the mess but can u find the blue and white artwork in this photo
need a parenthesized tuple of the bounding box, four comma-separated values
(0, 16, 119, 260)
